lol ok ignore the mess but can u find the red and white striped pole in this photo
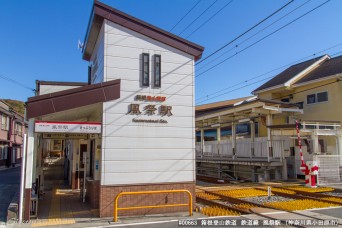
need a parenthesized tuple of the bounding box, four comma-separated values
(295, 120, 318, 187)
(295, 121, 307, 171)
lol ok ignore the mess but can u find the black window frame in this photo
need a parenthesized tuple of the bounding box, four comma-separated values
(307, 91, 328, 104)
(142, 53, 150, 87)
(295, 102, 304, 109)
(153, 54, 161, 88)
(317, 91, 328, 103)
(307, 94, 316, 104)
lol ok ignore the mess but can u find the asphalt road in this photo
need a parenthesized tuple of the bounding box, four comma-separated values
(0, 166, 21, 223)
(313, 207, 342, 219)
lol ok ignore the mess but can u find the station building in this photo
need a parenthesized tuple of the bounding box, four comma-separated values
(24, 1, 204, 220)
(195, 54, 342, 184)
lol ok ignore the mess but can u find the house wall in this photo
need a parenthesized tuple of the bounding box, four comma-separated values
(258, 78, 342, 123)
(0, 101, 25, 168)
(89, 19, 196, 217)
(257, 78, 342, 158)
(39, 85, 83, 95)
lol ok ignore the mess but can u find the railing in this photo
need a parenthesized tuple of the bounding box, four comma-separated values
(314, 155, 342, 186)
(113, 190, 193, 222)
(301, 121, 341, 130)
(196, 139, 285, 161)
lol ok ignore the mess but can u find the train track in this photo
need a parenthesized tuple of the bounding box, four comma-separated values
(196, 188, 342, 227)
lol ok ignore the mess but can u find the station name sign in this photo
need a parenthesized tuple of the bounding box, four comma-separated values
(128, 95, 172, 124)
(35, 121, 101, 134)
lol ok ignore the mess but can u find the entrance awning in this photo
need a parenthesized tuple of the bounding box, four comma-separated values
(26, 79, 120, 119)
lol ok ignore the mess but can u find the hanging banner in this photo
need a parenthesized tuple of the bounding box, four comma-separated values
(35, 121, 101, 133)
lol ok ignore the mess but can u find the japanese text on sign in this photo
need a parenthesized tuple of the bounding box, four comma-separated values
(35, 121, 101, 133)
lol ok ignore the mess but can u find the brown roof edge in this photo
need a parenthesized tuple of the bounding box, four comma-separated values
(258, 98, 301, 108)
(28, 79, 120, 102)
(195, 96, 253, 112)
(83, 1, 204, 61)
(37, 80, 88, 86)
(26, 79, 120, 119)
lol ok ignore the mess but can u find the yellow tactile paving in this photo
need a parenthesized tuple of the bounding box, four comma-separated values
(48, 187, 61, 219)
(31, 185, 76, 226)
(31, 218, 75, 227)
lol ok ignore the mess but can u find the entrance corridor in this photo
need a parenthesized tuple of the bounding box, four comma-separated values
(31, 157, 98, 227)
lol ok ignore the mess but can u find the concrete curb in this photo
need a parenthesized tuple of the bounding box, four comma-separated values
(7, 188, 20, 223)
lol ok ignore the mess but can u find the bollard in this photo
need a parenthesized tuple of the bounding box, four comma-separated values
(267, 186, 271, 200)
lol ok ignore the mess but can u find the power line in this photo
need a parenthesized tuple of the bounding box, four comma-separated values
(0, 74, 35, 92)
(179, 0, 218, 36)
(195, 0, 331, 79)
(197, 0, 312, 72)
(169, 0, 202, 32)
(196, 76, 274, 105)
(196, 0, 295, 65)
(185, 0, 234, 38)
(236, 0, 312, 50)
(196, 45, 342, 103)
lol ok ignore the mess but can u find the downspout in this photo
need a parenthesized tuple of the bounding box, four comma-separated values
(7, 115, 14, 167)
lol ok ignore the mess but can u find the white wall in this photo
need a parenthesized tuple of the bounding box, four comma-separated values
(90, 23, 105, 84)
(100, 19, 195, 185)
(39, 85, 83, 95)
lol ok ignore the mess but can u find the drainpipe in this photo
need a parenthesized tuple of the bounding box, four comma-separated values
(232, 122, 236, 159)
(7, 115, 14, 167)
(266, 114, 273, 162)
(200, 128, 204, 157)
(250, 121, 255, 158)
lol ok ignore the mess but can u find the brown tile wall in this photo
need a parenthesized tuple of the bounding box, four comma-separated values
(99, 182, 195, 218)
(72, 173, 76, 189)
(24, 188, 31, 221)
(86, 180, 100, 208)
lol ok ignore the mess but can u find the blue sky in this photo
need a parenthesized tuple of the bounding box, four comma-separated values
(1, 0, 342, 104)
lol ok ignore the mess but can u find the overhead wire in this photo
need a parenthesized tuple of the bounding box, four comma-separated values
(196, 0, 312, 71)
(185, 0, 234, 38)
(169, 0, 202, 32)
(195, 0, 295, 65)
(196, 48, 342, 105)
(196, 42, 342, 102)
(195, 0, 331, 79)
(0, 74, 35, 92)
(178, 0, 219, 36)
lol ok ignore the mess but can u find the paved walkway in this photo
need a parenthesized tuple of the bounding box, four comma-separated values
(18, 157, 97, 227)
(0, 166, 20, 224)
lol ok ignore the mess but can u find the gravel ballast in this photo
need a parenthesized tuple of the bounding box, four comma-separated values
(242, 195, 294, 204)
(321, 192, 342, 197)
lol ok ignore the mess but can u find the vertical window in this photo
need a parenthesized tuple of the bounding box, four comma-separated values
(15, 123, 22, 136)
(1, 115, 9, 130)
(17, 148, 21, 159)
(307, 94, 316, 104)
(142, 53, 150, 86)
(3, 147, 7, 159)
(154, 55, 161, 87)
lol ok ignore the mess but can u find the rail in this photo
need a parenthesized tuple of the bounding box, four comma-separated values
(113, 189, 193, 222)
